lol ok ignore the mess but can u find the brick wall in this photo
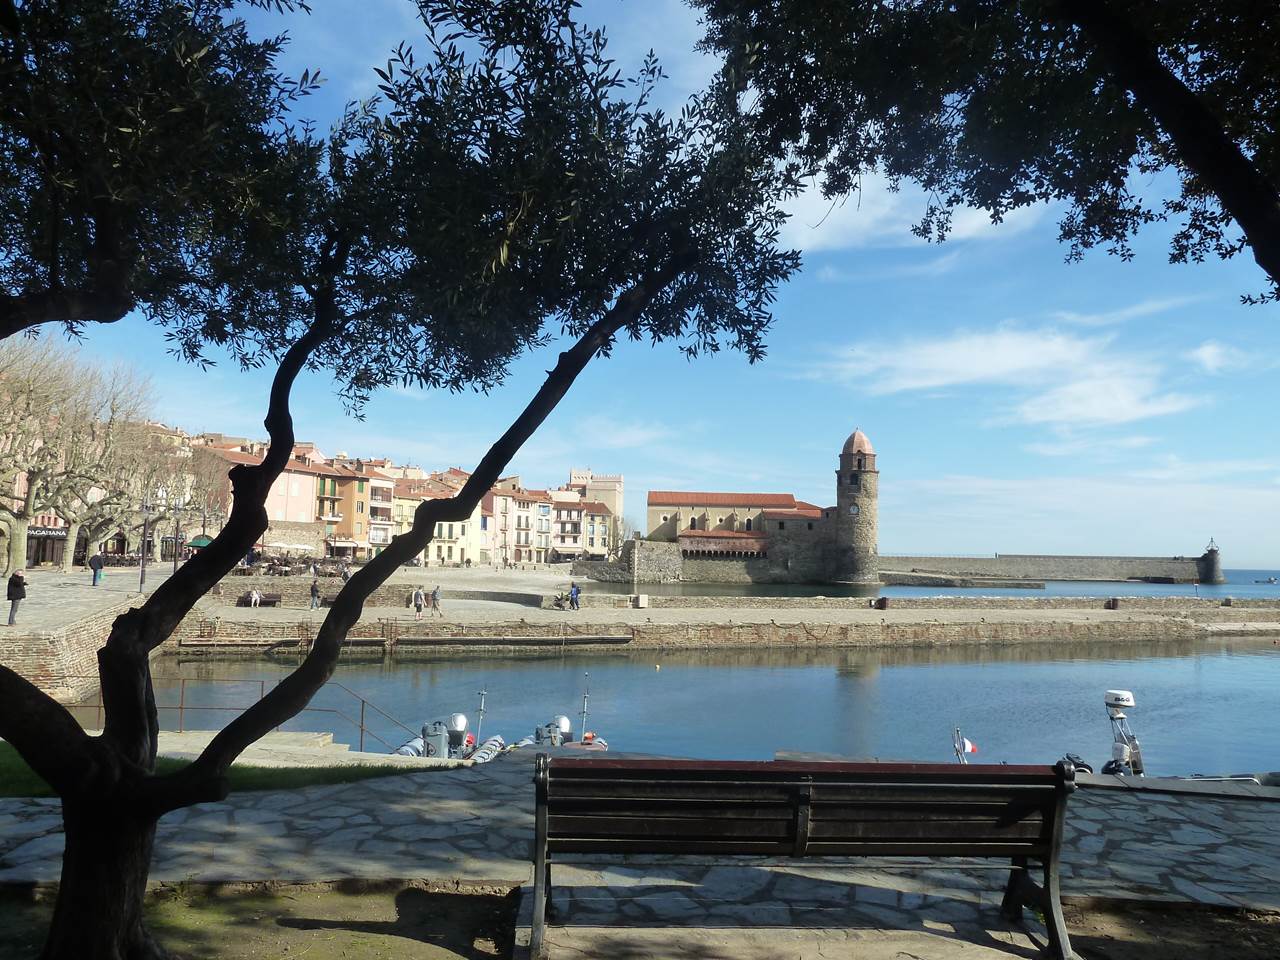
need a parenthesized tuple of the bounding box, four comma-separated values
(0, 598, 138, 700)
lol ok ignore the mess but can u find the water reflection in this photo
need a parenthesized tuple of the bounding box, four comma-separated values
(71, 636, 1280, 776)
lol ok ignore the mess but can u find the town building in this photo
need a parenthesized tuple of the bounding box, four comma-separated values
(554, 469, 624, 549)
(642, 428, 880, 583)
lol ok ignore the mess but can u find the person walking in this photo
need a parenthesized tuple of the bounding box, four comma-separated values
(309, 579, 321, 610)
(7, 569, 27, 626)
(341, 564, 351, 584)
(569, 581, 580, 611)
(412, 586, 426, 621)
(88, 551, 105, 587)
(430, 585, 443, 618)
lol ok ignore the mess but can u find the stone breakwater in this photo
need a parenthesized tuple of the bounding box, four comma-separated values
(167, 610, 1206, 659)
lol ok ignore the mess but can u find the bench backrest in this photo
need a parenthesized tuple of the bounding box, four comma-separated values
(536, 756, 1074, 859)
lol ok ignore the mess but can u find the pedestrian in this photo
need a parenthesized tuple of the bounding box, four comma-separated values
(249, 588, 262, 608)
(309, 579, 321, 610)
(7, 569, 27, 626)
(569, 581, 580, 611)
(341, 564, 351, 584)
(412, 585, 426, 621)
(431, 585, 443, 618)
(88, 551, 104, 587)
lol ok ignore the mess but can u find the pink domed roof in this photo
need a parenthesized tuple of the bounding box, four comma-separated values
(842, 429, 874, 455)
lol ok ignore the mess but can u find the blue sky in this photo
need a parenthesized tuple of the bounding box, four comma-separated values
(76, 0, 1280, 566)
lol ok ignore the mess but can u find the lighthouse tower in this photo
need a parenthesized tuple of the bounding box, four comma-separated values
(833, 428, 879, 583)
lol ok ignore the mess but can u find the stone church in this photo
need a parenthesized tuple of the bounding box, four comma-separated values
(644, 428, 880, 584)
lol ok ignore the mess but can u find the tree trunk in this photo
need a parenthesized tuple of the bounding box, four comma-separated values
(60, 522, 82, 573)
(8, 515, 30, 572)
(41, 797, 166, 960)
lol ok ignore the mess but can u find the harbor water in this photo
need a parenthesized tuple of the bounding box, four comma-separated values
(118, 633, 1280, 777)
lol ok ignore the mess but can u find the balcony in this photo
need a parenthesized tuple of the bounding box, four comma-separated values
(369, 492, 393, 505)
(316, 509, 344, 522)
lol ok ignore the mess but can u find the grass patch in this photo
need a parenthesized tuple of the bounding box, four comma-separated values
(0, 742, 423, 799)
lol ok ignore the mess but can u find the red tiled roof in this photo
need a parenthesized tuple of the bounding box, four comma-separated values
(210, 448, 343, 478)
(579, 500, 613, 516)
(648, 491, 796, 508)
(763, 505, 823, 519)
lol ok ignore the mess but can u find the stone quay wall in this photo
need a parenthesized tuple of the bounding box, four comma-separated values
(0, 598, 137, 700)
(213, 574, 544, 610)
(883, 554, 1206, 583)
(164, 609, 1205, 659)
(642, 595, 1280, 612)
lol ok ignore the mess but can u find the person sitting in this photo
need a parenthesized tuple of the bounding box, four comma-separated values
(249, 588, 262, 608)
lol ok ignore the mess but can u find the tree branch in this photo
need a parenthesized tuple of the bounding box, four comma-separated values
(0, 288, 133, 342)
(1061, 0, 1280, 286)
(97, 302, 338, 765)
(144, 257, 690, 813)
(0, 666, 95, 796)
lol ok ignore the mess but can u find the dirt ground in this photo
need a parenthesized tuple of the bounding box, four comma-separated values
(1063, 901, 1280, 960)
(1, 886, 1277, 960)
(0, 882, 517, 960)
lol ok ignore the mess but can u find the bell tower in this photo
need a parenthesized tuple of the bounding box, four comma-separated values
(833, 428, 879, 583)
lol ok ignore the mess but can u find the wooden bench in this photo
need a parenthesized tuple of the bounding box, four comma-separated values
(236, 592, 281, 608)
(531, 756, 1077, 959)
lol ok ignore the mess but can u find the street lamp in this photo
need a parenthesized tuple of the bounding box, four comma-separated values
(138, 501, 153, 593)
(172, 499, 184, 575)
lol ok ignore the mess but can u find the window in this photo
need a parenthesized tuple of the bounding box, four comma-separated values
(357, 501, 364, 514)
(356, 521, 363, 534)
(807, 522, 813, 530)
(357, 480, 365, 493)
(745, 518, 752, 531)
(460, 524, 466, 536)
(436, 523, 443, 537)
(717, 517, 723, 525)
(661, 515, 668, 523)
(539, 504, 550, 516)
(447, 523, 454, 539)
(777, 521, 785, 530)
(481, 516, 488, 530)
(689, 518, 697, 530)
(589, 537, 595, 547)
(437, 545, 443, 558)
(447, 546, 453, 559)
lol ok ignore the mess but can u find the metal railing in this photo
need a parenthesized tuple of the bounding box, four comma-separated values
(64, 675, 418, 753)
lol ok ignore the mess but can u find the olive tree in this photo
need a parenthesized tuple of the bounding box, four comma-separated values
(695, 0, 1280, 298)
(0, 2, 798, 957)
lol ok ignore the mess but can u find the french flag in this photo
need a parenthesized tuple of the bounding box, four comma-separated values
(960, 737, 978, 754)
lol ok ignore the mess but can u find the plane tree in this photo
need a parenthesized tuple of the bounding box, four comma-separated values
(694, 0, 1280, 298)
(0, 1, 799, 957)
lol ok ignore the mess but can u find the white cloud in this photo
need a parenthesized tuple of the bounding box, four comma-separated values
(1185, 340, 1250, 375)
(815, 250, 962, 283)
(1051, 295, 1205, 327)
(780, 177, 1047, 253)
(1015, 375, 1199, 427)
(815, 326, 1203, 429)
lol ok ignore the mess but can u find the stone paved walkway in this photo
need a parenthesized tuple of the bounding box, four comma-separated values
(3, 752, 1278, 957)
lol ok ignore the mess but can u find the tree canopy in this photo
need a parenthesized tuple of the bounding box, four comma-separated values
(0, 2, 799, 956)
(695, 0, 1280, 297)
(0, 0, 316, 341)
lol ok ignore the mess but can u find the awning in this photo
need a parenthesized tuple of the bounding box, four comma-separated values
(326, 539, 359, 548)
(186, 535, 214, 548)
(266, 541, 314, 551)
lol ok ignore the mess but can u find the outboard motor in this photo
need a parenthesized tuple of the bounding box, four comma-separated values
(1100, 689, 1145, 776)
(535, 715, 573, 747)
(447, 713, 469, 758)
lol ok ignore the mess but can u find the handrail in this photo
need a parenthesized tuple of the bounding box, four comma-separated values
(62, 674, 412, 753)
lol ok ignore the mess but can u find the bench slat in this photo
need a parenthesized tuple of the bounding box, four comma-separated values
(550, 781, 1056, 804)
(549, 815, 792, 839)
(546, 838, 1047, 857)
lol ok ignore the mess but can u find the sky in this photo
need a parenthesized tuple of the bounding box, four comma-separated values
(73, 0, 1280, 567)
